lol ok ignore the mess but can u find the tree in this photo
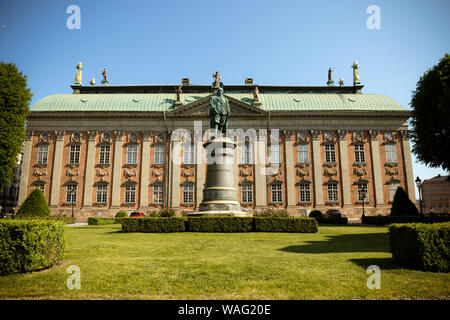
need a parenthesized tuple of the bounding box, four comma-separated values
(390, 187, 419, 216)
(0, 62, 32, 188)
(409, 54, 450, 171)
(16, 188, 50, 218)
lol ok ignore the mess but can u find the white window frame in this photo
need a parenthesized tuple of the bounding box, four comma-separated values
(153, 184, 164, 204)
(183, 143, 195, 165)
(37, 144, 49, 164)
(154, 143, 165, 165)
(241, 141, 253, 165)
(99, 145, 110, 164)
(182, 183, 194, 205)
(299, 183, 311, 203)
(389, 182, 400, 202)
(297, 143, 309, 164)
(270, 183, 283, 203)
(69, 144, 81, 164)
(96, 184, 108, 203)
(126, 144, 138, 165)
(327, 183, 339, 202)
(354, 143, 366, 163)
(241, 183, 253, 204)
(357, 183, 369, 202)
(66, 183, 77, 203)
(324, 144, 336, 163)
(124, 184, 136, 203)
(269, 143, 282, 164)
(385, 143, 397, 163)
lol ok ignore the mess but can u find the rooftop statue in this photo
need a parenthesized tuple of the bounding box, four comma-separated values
(102, 68, 107, 82)
(74, 62, 83, 85)
(209, 86, 230, 135)
(212, 71, 221, 88)
(328, 67, 334, 82)
(351, 61, 360, 85)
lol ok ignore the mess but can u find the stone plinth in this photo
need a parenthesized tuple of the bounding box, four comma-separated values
(191, 136, 252, 217)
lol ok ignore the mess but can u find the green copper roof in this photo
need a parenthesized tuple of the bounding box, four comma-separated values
(30, 92, 407, 113)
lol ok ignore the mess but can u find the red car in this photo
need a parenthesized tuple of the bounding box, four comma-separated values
(129, 211, 145, 218)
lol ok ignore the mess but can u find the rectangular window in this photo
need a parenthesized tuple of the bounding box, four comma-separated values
(183, 143, 195, 165)
(126, 144, 138, 164)
(154, 144, 165, 165)
(69, 145, 81, 164)
(389, 183, 400, 202)
(357, 183, 369, 202)
(96, 184, 108, 203)
(299, 184, 311, 203)
(153, 184, 164, 204)
(325, 144, 336, 163)
(270, 143, 281, 164)
(385, 144, 397, 162)
(354, 144, 366, 163)
(327, 184, 339, 202)
(99, 145, 110, 164)
(297, 144, 309, 164)
(37, 144, 48, 164)
(124, 184, 136, 203)
(66, 184, 77, 203)
(182, 184, 194, 204)
(271, 184, 283, 203)
(241, 184, 253, 203)
(241, 142, 253, 165)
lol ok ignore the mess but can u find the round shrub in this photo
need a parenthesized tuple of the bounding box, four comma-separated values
(309, 210, 323, 218)
(16, 188, 50, 218)
(159, 208, 176, 217)
(115, 211, 128, 218)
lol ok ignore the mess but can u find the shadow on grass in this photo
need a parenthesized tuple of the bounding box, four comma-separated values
(279, 232, 389, 254)
(348, 257, 402, 270)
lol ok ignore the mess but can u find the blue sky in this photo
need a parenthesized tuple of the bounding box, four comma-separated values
(0, 0, 449, 197)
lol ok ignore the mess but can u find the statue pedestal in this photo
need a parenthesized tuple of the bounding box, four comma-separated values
(190, 136, 252, 217)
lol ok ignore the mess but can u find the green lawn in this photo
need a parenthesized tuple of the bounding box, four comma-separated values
(0, 224, 449, 299)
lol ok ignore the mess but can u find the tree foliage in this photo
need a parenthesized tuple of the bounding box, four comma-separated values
(390, 187, 420, 216)
(16, 188, 50, 217)
(409, 54, 450, 171)
(0, 62, 32, 188)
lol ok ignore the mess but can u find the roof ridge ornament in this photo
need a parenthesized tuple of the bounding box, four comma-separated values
(74, 62, 83, 85)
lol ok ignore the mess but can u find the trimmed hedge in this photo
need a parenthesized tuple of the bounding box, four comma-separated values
(16, 215, 75, 224)
(363, 215, 450, 226)
(314, 216, 348, 225)
(88, 217, 118, 225)
(121, 217, 186, 233)
(16, 188, 50, 218)
(187, 217, 253, 232)
(120, 217, 318, 233)
(115, 211, 128, 218)
(389, 222, 449, 272)
(0, 220, 66, 275)
(254, 217, 318, 233)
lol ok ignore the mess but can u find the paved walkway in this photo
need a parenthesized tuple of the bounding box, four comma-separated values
(66, 222, 88, 227)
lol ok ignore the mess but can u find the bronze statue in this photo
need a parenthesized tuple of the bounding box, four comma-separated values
(209, 86, 230, 135)
(328, 67, 334, 82)
(253, 85, 260, 103)
(102, 68, 107, 82)
(175, 85, 182, 103)
(351, 61, 360, 84)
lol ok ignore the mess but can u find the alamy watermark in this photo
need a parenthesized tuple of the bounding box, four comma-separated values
(66, 265, 81, 289)
(66, 5, 81, 30)
(366, 265, 381, 289)
(366, 5, 381, 30)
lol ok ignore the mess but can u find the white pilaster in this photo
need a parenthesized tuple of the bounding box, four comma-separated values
(139, 131, 151, 210)
(311, 130, 324, 208)
(338, 130, 352, 208)
(369, 130, 385, 207)
(49, 131, 65, 207)
(284, 130, 296, 209)
(17, 130, 33, 206)
(110, 131, 124, 209)
(400, 130, 416, 202)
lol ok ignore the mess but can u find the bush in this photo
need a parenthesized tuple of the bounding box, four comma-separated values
(314, 216, 348, 225)
(389, 222, 449, 272)
(309, 210, 323, 218)
(253, 217, 318, 233)
(254, 208, 290, 217)
(16, 215, 75, 224)
(390, 187, 420, 216)
(16, 188, 50, 218)
(159, 208, 176, 217)
(0, 220, 65, 275)
(115, 211, 128, 218)
(88, 217, 117, 225)
(121, 217, 186, 233)
(363, 215, 450, 226)
(187, 217, 253, 232)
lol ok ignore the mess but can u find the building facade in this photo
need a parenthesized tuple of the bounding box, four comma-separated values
(18, 78, 416, 221)
(421, 175, 450, 214)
